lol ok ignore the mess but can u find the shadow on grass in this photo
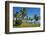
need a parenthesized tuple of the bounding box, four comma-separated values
(13, 23, 40, 28)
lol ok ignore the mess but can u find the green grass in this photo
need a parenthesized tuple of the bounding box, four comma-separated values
(13, 23, 40, 28)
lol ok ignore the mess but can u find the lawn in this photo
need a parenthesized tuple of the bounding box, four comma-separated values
(13, 23, 40, 28)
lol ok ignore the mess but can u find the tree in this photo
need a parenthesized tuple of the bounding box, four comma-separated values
(14, 8, 27, 26)
(14, 12, 22, 26)
(31, 18, 33, 21)
(14, 12, 18, 17)
(30, 18, 33, 23)
(34, 14, 39, 24)
(34, 15, 39, 21)
(20, 8, 27, 19)
(27, 16, 28, 20)
(14, 12, 19, 20)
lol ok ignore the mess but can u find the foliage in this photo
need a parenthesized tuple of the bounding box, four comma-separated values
(20, 8, 27, 19)
(34, 14, 39, 21)
(30, 18, 33, 21)
(14, 8, 27, 26)
(14, 12, 19, 17)
(14, 20, 22, 26)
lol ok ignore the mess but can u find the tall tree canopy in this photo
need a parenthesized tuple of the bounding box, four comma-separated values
(34, 14, 39, 21)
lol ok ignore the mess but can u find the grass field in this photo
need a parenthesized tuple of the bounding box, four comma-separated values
(13, 23, 40, 28)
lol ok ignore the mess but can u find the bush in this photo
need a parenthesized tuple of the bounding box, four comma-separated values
(14, 20, 22, 26)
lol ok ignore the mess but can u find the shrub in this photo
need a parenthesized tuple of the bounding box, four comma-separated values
(14, 20, 22, 26)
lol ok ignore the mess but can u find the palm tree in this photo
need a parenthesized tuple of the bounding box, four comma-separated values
(14, 8, 27, 26)
(20, 8, 27, 19)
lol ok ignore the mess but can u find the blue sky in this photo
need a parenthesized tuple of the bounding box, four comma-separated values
(13, 7, 40, 17)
